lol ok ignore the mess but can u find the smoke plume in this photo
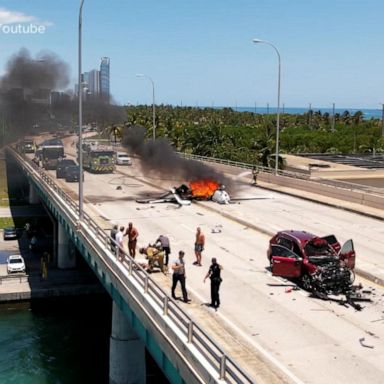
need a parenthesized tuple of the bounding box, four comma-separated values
(1, 48, 70, 90)
(122, 125, 234, 192)
(0, 48, 71, 141)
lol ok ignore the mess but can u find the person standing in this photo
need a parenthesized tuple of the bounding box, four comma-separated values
(204, 258, 223, 309)
(252, 166, 259, 185)
(171, 251, 190, 303)
(116, 226, 125, 261)
(156, 234, 171, 266)
(124, 222, 139, 258)
(110, 224, 118, 255)
(193, 227, 205, 266)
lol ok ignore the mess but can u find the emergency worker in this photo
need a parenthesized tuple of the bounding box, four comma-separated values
(139, 245, 166, 274)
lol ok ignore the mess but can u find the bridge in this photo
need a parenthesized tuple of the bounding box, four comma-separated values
(5, 142, 384, 384)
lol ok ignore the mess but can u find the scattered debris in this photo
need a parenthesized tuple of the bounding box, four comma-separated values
(116, 185, 122, 190)
(211, 225, 223, 233)
(359, 338, 374, 349)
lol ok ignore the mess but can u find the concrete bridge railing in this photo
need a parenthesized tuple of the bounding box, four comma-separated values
(7, 146, 254, 384)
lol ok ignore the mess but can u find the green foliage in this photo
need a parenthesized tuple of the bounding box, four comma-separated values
(122, 105, 384, 168)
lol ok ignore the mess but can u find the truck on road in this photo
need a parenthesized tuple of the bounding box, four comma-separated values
(40, 139, 65, 170)
(80, 140, 115, 173)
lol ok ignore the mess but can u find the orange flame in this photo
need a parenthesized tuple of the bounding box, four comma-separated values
(189, 179, 219, 198)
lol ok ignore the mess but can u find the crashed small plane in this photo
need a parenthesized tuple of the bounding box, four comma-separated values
(136, 179, 231, 206)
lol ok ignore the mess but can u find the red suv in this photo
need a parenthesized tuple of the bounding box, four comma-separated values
(267, 230, 355, 286)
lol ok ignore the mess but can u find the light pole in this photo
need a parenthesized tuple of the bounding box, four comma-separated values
(331, 102, 336, 132)
(78, 0, 85, 221)
(136, 74, 156, 141)
(252, 39, 281, 174)
(381, 104, 384, 137)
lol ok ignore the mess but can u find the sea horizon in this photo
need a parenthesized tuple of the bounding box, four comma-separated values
(213, 106, 383, 119)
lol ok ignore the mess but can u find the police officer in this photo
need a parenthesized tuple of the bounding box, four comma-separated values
(204, 258, 223, 309)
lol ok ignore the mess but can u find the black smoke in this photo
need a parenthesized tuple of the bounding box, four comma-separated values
(0, 48, 71, 141)
(122, 125, 234, 191)
(1, 48, 70, 90)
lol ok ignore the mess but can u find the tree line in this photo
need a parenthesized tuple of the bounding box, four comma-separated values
(102, 105, 384, 169)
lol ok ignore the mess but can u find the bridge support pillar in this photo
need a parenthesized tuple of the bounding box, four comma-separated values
(57, 222, 75, 269)
(110, 302, 146, 384)
(28, 182, 40, 204)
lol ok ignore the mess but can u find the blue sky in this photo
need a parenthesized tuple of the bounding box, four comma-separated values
(0, 0, 383, 109)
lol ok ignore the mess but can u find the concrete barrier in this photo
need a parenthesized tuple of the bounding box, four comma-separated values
(258, 172, 384, 211)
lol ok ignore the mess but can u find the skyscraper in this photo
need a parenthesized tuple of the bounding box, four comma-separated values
(84, 69, 100, 98)
(100, 57, 110, 103)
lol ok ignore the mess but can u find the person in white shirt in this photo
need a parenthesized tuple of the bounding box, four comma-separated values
(171, 251, 190, 303)
(115, 226, 125, 261)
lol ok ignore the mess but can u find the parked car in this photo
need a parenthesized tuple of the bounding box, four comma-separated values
(7, 254, 26, 274)
(56, 159, 77, 178)
(267, 230, 355, 287)
(3, 227, 18, 240)
(65, 165, 83, 182)
(116, 152, 132, 166)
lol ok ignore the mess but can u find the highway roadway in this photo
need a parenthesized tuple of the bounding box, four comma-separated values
(30, 137, 384, 384)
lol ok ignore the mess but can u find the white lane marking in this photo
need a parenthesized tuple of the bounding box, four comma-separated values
(236, 170, 251, 178)
(188, 286, 306, 384)
(181, 224, 196, 233)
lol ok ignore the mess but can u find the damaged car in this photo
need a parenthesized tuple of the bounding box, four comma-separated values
(267, 230, 356, 296)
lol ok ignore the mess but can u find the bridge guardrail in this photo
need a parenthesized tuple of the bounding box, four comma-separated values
(7, 146, 254, 384)
(177, 152, 384, 196)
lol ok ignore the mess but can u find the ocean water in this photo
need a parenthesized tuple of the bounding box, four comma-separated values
(0, 297, 111, 384)
(0, 297, 168, 384)
(218, 106, 383, 120)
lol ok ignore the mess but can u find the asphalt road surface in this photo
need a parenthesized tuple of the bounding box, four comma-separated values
(28, 138, 383, 384)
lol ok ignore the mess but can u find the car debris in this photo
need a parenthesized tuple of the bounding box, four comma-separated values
(267, 230, 374, 310)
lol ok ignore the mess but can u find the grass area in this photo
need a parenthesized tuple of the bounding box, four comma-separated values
(0, 217, 14, 228)
(0, 159, 9, 207)
(0, 216, 34, 229)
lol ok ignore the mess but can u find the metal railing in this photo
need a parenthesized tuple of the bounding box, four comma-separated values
(177, 152, 384, 196)
(7, 146, 254, 384)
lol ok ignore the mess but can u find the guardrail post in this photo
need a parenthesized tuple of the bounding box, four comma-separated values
(187, 321, 193, 343)
(144, 276, 149, 293)
(163, 296, 169, 316)
(219, 355, 226, 380)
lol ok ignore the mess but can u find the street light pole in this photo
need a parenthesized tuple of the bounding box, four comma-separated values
(381, 103, 384, 137)
(78, 0, 85, 221)
(253, 39, 281, 174)
(136, 74, 156, 141)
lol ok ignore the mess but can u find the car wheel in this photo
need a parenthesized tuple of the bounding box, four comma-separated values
(302, 274, 312, 291)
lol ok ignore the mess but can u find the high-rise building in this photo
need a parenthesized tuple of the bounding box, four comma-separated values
(83, 69, 100, 99)
(100, 57, 110, 103)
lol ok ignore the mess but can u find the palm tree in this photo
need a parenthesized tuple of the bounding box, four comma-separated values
(103, 124, 123, 143)
(252, 131, 284, 169)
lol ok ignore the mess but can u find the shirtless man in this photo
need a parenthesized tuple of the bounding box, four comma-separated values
(193, 227, 205, 266)
(124, 222, 139, 258)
